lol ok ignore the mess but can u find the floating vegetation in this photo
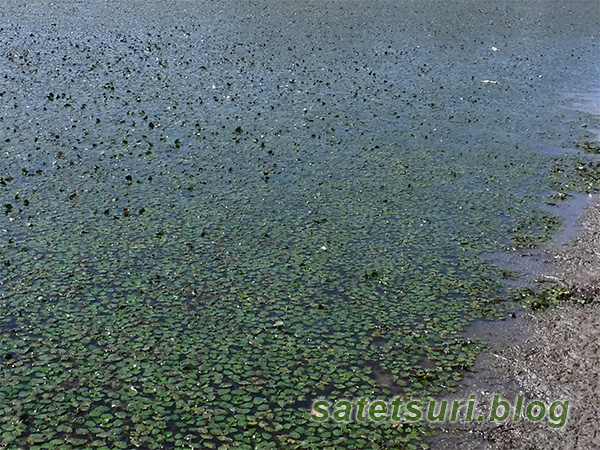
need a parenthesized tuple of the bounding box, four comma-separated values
(575, 141, 600, 154)
(518, 286, 575, 311)
(0, 0, 599, 448)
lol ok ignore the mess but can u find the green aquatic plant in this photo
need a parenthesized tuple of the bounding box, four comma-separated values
(575, 141, 600, 154)
(0, 0, 598, 447)
(518, 286, 574, 311)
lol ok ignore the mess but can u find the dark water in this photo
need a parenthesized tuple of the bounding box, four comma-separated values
(0, 0, 599, 448)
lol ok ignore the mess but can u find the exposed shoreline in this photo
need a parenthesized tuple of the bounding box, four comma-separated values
(426, 195, 600, 449)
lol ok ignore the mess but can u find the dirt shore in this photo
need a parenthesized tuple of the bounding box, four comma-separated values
(426, 197, 600, 449)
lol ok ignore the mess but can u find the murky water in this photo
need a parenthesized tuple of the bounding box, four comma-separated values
(1, 0, 599, 447)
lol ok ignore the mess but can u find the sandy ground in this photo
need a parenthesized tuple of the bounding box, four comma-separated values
(425, 197, 600, 449)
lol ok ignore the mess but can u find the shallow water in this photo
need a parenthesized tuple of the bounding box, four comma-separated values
(1, 0, 599, 448)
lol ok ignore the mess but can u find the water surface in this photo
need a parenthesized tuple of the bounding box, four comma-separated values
(1, 0, 599, 448)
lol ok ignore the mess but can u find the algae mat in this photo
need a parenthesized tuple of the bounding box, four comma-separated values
(1, 0, 599, 448)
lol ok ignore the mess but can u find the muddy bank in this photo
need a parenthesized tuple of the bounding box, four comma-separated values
(427, 197, 600, 449)
(544, 195, 600, 299)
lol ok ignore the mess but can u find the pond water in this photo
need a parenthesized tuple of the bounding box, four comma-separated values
(1, 0, 599, 448)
